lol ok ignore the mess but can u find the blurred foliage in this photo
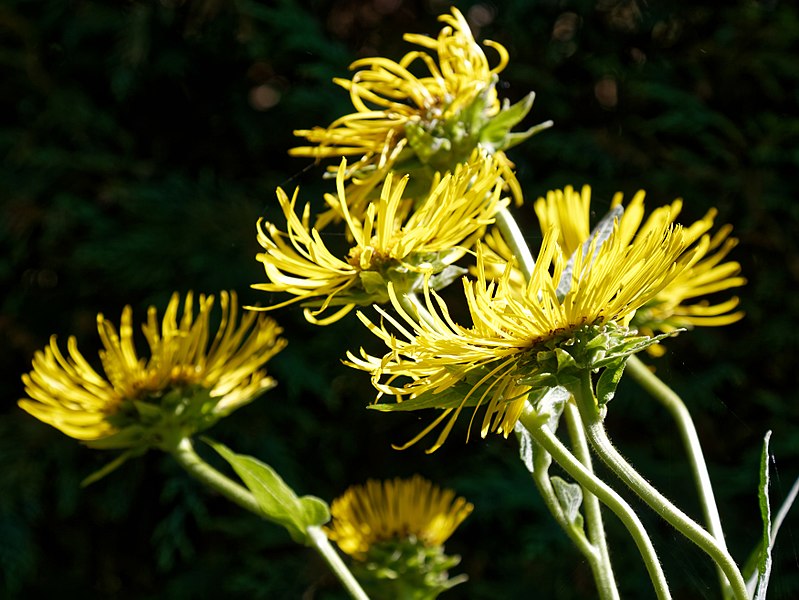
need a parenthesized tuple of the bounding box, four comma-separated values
(1, 0, 798, 598)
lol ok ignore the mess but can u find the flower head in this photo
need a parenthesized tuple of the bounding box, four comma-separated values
(534, 185, 745, 354)
(326, 475, 472, 599)
(19, 291, 285, 450)
(291, 7, 550, 222)
(253, 153, 508, 324)
(327, 475, 473, 559)
(348, 200, 700, 451)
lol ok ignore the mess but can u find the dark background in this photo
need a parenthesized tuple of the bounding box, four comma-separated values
(1, 0, 797, 598)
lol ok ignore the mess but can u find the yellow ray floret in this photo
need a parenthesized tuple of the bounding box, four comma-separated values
(291, 7, 505, 162)
(19, 291, 285, 445)
(253, 153, 509, 324)
(290, 7, 544, 220)
(534, 185, 746, 343)
(326, 475, 473, 560)
(349, 208, 699, 451)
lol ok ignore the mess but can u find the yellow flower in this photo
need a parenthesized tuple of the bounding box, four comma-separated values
(348, 204, 700, 451)
(290, 7, 549, 223)
(253, 153, 508, 325)
(534, 185, 746, 354)
(326, 475, 473, 560)
(18, 291, 286, 448)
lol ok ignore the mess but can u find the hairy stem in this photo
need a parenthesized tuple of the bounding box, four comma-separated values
(170, 438, 368, 600)
(494, 206, 535, 279)
(564, 402, 618, 599)
(519, 406, 671, 600)
(531, 432, 619, 600)
(571, 372, 748, 600)
(627, 355, 730, 595)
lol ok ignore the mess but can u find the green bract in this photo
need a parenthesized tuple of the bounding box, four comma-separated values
(352, 536, 467, 600)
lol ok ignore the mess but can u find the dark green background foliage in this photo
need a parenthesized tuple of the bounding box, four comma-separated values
(1, 0, 797, 597)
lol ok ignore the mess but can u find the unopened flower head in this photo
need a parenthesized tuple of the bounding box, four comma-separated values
(535, 185, 745, 354)
(253, 153, 508, 325)
(348, 204, 699, 451)
(19, 291, 286, 450)
(291, 7, 550, 222)
(326, 475, 473, 560)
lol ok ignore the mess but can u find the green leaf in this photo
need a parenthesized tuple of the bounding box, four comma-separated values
(751, 431, 773, 600)
(514, 420, 537, 475)
(205, 438, 329, 545)
(534, 385, 570, 431)
(551, 476, 584, 528)
(300, 496, 332, 529)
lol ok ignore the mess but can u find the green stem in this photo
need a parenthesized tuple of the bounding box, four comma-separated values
(307, 526, 370, 600)
(519, 405, 671, 600)
(528, 432, 617, 600)
(170, 438, 369, 600)
(497, 207, 617, 597)
(402, 291, 437, 328)
(494, 206, 535, 279)
(564, 403, 618, 599)
(627, 355, 730, 595)
(532, 454, 596, 559)
(171, 436, 262, 514)
(571, 372, 748, 600)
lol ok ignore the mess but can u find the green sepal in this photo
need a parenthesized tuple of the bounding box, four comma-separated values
(591, 331, 677, 370)
(595, 359, 626, 407)
(405, 120, 453, 165)
(205, 438, 330, 545)
(460, 80, 496, 134)
(554, 347, 579, 371)
(354, 536, 467, 600)
(425, 264, 468, 292)
(132, 399, 162, 419)
(479, 92, 535, 151)
(303, 251, 467, 312)
(358, 271, 391, 298)
(517, 371, 559, 389)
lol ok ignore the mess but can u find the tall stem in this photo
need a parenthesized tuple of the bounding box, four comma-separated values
(519, 406, 672, 600)
(307, 526, 370, 600)
(564, 403, 618, 597)
(571, 372, 748, 600)
(532, 434, 619, 600)
(497, 208, 616, 598)
(494, 207, 535, 279)
(627, 355, 730, 595)
(523, 430, 614, 597)
(170, 438, 369, 600)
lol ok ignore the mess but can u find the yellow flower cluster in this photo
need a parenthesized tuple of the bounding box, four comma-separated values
(534, 185, 745, 338)
(19, 291, 285, 447)
(254, 152, 508, 324)
(348, 197, 704, 450)
(290, 7, 549, 224)
(20, 6, 746, 466)
(326, 475, 473, 560)
(292, 8, 506, 158)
